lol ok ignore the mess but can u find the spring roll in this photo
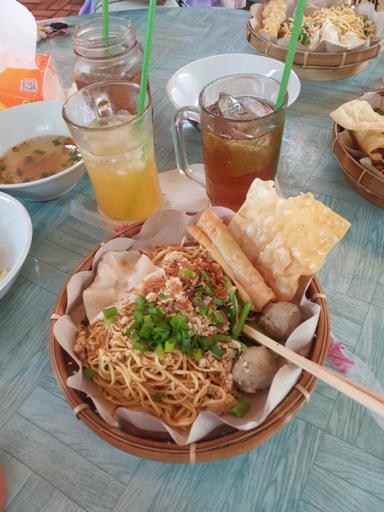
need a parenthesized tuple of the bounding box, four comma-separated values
(353, 130, 384, 162)
(196, 211, 276, 311)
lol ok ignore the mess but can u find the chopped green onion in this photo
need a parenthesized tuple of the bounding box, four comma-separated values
(228, 290, 239, 336)
(52, 138, 61, 146)
(192, 348, 203, 361)
(199, 337, 214, 350)
(210, 310, 224, 325)
(199, 305, 209, 317)
(170, 313, 188, 332)
(234, 301, 252, 339)
(214, 297, 224, 307)
(129, 330, 140, 342)
(133, 341, 149, 352)
(134, 309, 144, 323)
(180, 268, 196, 279)
(34, 149, 45, 155)
(152, 324, 171, 344)
(159, 293, 169, 300)
(210, 345, 225, 358)
(147, 305, 163, 316)
(203, 284, 213, 296)
(139, 322, 153, 338)
(200, 270, 210, 283)
(85, 367, 97, 378)
(230, 398, 250, 418)
(165, 339, 177, 352)
(124, 321, 136, 336)
(136, 295, 145, 309)
(210, 334, 232, 343)
(224, 275, 233, 289)
(153, 392, 164, 401)
(103, 306, 118, 324)
(155, 344, 164, 357)
(193, 295, 203, 307)
(181, 335, 191, 353)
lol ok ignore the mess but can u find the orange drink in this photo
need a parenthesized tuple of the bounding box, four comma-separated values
(63, 81, 162, 221)
(84, 142, 161, 220)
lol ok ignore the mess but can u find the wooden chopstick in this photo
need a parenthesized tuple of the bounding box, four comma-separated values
(242, 324, 384, 417)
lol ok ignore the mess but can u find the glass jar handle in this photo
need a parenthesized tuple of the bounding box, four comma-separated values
(172, 107, 205, 187)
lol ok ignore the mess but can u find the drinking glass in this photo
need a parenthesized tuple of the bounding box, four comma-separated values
(173, 74, 287, 211)
(63, 81, 163, 222)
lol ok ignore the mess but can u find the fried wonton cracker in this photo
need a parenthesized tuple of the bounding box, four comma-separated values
(229, 180, 351, 301)
(330, 99, 384, 132)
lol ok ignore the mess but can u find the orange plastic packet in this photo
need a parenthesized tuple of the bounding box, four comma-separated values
(0, 53, 50, 110)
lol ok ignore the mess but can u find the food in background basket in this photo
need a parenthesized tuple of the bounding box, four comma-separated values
(72, 180, 350, 430)
(257, 0, 377, 51)
(330, 98, 384, 173)
(261, 0, 288, 39)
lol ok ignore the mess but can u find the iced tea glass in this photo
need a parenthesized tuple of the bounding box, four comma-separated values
(173, 74, 287, 211)
(63, 81, 162, 222)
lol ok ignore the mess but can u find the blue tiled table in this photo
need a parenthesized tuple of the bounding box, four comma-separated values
(0, 8, 383, 512)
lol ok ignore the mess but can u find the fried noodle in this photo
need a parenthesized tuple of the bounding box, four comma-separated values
(74, 244, 240, 429)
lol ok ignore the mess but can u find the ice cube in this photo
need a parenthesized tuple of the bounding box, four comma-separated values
(217, 92, 272, 120)
(237, 96, 272, 117)
(96, 97, 114, 118)
(218, 92, 244, 118)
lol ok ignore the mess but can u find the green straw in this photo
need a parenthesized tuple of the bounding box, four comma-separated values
(102, 0, 109, 41)
(275, 0, 307, 110)
(137, 0, 157, 114)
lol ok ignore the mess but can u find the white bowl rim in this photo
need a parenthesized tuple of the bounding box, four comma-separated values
(166, 53, 301, 108)
(0, 192, 32, 293)
(0, 100, 83, 190)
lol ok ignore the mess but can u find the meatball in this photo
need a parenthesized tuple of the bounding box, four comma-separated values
(232, 346, 279, 393)
(260, 302, 301, 341)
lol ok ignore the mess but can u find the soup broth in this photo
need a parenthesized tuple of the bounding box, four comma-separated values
(0, 135, 81, 184)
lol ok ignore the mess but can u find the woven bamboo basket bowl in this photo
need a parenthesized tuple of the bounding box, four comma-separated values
(247, 19, 383, 81)
(332, 88, 384, 209)
(49, 221, 330, 463)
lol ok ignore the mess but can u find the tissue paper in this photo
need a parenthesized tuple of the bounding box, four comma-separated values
(0, 0, 37, 73)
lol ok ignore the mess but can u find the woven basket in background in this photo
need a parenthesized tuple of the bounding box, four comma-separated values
(246, 19, 383, 81)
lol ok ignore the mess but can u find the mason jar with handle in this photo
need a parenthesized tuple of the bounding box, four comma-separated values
(172, 74, 287, 211)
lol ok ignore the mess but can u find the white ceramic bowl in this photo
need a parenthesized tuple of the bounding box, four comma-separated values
(0, 192, 32, 300)
(167, 54, 301, 110)
(0, 101, 85, 201)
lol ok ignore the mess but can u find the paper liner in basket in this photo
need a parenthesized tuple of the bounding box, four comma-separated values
(336, 92, 384, 178)
(53, 209, 320, 446)
(250, 0, 384, 53)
